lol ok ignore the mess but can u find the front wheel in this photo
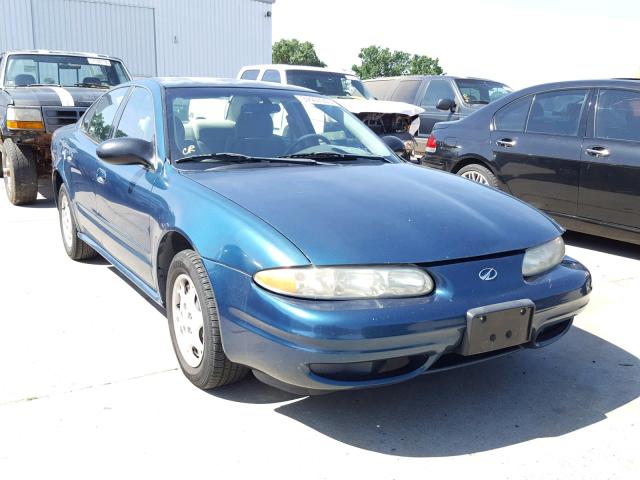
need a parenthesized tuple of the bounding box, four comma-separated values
(2, 139, 38, 205)
(457, 163, 499, 188)
(167, 250, 248, 389)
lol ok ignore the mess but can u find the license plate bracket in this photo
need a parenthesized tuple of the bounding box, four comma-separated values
(460, 300, 534, 356)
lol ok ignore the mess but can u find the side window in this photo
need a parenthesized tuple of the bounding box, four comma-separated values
(391, 79, 421, 103)
(114, 87, 155, 142)
(494, 96, 533, 132)
(84, 88, 128, 142)
(595, 89, 640, 142)
(262, 70, 282, 83)
(240, 69, 260, 80)
(421, 79, 456, 107)
(526, 89, 589, 136)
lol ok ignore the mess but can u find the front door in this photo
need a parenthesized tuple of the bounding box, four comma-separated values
(418, 79, 460, 136)
(578, 88, 640, 230)
(95, 86, 158, 286)
(491, 88, 590, 216)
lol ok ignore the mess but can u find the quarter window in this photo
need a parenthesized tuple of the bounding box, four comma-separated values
(421, 79, 456, 107)
(526, 89, 589, 136)
(595, 89, 640, 142)
(262, 70, 282, 83)
(83, 88, 128, 142)
(240, 69, 259, 80)
(114, 87, 155, 142)
(494, 96, 533, 132)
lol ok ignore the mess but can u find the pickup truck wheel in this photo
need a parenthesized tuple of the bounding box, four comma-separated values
(457, 164, 499, 188)
(167, 250, 248, 390)
(57, 184, 97, 260)
(2, 139, 38, 205)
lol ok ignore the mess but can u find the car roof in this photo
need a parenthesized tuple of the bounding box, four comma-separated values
(516, 78, 640, 93)
(1, 49, 124, 61)
(138, 76, 316, 92)
(241, 64, 357, 76)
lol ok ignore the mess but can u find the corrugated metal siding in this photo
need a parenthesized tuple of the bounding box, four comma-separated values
(0, 0, 273, 78)
(0, 0, 36, 50)
(31, 0, 157, 77)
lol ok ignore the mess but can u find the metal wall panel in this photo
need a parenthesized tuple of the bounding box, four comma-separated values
(1, 0, 274, 78)
(31, 0, 157, 77)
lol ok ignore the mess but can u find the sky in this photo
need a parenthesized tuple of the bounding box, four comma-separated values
(272, 0, 640, 90)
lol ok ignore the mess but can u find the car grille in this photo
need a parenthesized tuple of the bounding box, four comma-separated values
(42, 106, 86, 132)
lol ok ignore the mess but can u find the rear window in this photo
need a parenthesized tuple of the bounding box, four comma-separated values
(455, 79, 512, 105)
(363, 79, 395, 100)
(391, 79, 421, 104)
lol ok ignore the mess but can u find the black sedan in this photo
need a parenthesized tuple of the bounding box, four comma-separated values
(422, 79, 640, 245)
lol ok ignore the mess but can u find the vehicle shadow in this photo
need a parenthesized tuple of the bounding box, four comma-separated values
(210, 326, 638, 457)
(21, 179, 56, 208)
(565, 231, 640, 260)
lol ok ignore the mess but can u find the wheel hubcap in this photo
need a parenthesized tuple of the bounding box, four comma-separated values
(60, 193, 74, 248)
(172, 274, 205, 368)
(461, 170, 489, 185)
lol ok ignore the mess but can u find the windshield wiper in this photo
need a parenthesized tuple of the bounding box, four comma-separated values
(74, 83, 107, 89)
(281, 152, 393, 163)
(174, 152, 334, 166)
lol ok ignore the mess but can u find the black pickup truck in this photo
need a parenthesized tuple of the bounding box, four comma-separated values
(0, 50, 130, 204)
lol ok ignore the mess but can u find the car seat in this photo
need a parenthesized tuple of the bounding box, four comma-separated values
(14, 74, 36, 86)
(226, 104, 286, 157)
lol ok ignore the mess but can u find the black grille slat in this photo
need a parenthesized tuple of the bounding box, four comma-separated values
(42, 106, 86, 132)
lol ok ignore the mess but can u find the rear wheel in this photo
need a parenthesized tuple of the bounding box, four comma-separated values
(457, 163, 499, 188)
(57, 184, 97, 260)
(2, 139, 38, 205)
(167, 250, 248, 389)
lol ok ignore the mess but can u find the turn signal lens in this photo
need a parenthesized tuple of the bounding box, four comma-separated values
(7, 106, 44, 130)
(254, 266, 434, 300)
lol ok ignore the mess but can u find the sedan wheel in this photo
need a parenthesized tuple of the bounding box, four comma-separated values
(166, 250, 248, 389)
(457, 164, 499, 188)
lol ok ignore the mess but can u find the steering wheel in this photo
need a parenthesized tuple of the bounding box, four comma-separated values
(285, 133, 331, 155)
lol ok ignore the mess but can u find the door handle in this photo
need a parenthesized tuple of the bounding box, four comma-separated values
(496, 138, 516, 148)
(96, 168, 107, 185)
(585, 146, 610, 158)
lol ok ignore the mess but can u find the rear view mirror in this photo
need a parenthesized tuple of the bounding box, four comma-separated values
(96, 137, 154, 167)
(436, 98, 456, 112)
(382, 135, 406, 155)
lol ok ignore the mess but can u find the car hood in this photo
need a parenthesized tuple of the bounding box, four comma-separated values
(5, 86, 106, 107)
(185, 163, 562, 265)
(334, 98, 424, 117)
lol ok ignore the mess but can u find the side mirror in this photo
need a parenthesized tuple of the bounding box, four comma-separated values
(436, 98, 456, 112)
(96, 137, 154, 167)
(382, 135, 406, 155)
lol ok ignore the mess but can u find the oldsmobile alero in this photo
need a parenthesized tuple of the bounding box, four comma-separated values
(51, 78, 591, 394)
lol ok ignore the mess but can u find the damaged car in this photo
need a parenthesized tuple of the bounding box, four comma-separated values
(238, 65, 424, 159)
(0, 50, 131, 204)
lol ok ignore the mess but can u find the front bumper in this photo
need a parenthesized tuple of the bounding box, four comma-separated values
(205, 254, 591, 393)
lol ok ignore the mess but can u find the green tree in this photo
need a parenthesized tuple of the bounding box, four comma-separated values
(352, 46, 444, 79)
(272, 39, 326, 67)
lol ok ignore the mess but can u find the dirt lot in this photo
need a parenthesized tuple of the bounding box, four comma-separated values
(0, 182, 638, 480)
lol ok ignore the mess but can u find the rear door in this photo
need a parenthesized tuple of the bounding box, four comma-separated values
(418, 79, 460, 136)
(578, 88, 640, 229)
(95, 86, 158, 286)
(491, 88, 590, 216)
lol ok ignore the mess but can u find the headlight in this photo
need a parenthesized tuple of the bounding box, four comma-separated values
(6, 106, 44, 130)
(522, 237, 565, 277)
(254, 266, 434, 300)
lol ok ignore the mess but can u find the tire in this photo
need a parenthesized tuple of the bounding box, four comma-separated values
(2, 139, 38, 205)
(57, 184, 97, 261)
(167, 250, 248, 389)
(457, 163, 499, 188)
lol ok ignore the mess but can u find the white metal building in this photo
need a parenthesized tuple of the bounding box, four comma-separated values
(0, 0, 275, 77)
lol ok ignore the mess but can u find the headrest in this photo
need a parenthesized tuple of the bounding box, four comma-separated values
(235, 111, 274, 139)
(14, 74, 35, 86)
(241, 103, 281, 115)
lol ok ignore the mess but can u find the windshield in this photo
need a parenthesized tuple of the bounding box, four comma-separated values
(166, 87, 396, 164)
(286, 70, 375, 99)
(4, 54, 130, 88)
(455, 79, 512, 104)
